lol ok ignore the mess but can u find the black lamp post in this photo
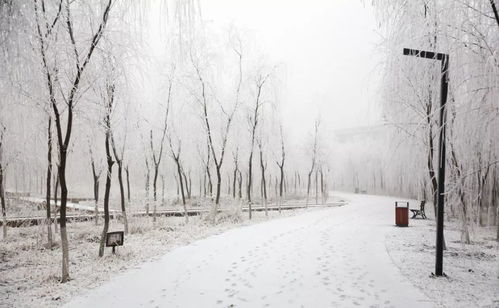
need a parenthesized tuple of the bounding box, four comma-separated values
(403, 48, 449, 276)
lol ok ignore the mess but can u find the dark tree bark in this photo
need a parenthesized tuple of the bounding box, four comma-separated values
(247, 149, 254, 217)
(182, 169, 190, 200)
(306, 120, 319, 207)
(150, 130, 161, 222)
(205, 143, 213, 196)
(238, 170, 242, 199)
(172, 150, 188, 222)
(99, 84, 115, 257)
(276, 125, 285, 212)
(125, 166, 130, 203)
(53, 167, 59, 233)
(491, 0, 499, 28)
(0, 124, 6, 239)
(258, 141, 268, 216)
(45, 117, 53, 248)
(90, 147, 101, 226)
(320, 168, 325, 204)
(111, 134, 128, 234)
(0, 160, 5, 240)
(492, 166, 499, 239)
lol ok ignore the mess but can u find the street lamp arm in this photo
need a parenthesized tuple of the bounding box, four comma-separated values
(403, 48, 448, 61)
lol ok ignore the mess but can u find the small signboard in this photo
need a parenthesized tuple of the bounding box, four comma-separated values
(106, 231, 124, 252)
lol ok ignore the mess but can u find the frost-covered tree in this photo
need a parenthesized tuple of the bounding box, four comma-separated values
(33, 0, 113, 282)
(371, 0, 499, 242)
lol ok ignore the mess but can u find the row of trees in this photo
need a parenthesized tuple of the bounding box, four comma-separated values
(0, 0, 330, 282)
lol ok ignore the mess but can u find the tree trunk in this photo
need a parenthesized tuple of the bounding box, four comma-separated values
(1, 124, 6, 239)
(188, 174, 192, 199)
(490, 165, 499, 240)
(279, 167, 284, 200)
(496, 202, 499, 241)
(214, 167, 222, 207)
(451, 146, 470, 244)
(320, 168, 326, 204)
(45, 118, 53, 248)
(491, 0, 499, 28)
(117, 162, 127, 234)
(125, 166, 130, 203)
(99, 126, 114, 257)
(54, 169, 59, 234)
(427, 112, 438, 218)
(315, 169, 319, 205)
(182, 170, 190, 200)
(206, 148, 212, 197)
(175, 175, 179, 201)
(0, 163, 6, 239)
(276, 176, 281, 214)
(111, 137, 128, 234)
(306, 170, 313, 208)
(199, 173, 202, 197)
(459, 188, 470, 244)
(153, 165, 159, 222)
(247, 152, 253, 219)
(91, 161, 100, 226)
(58, 151, 70, 282)
(174, 158, 188, 223)
(259, 145, 267, 216)
(238, 171, 242, 199)
(232, 165, 238, 199)
(489, 166, 497, 226)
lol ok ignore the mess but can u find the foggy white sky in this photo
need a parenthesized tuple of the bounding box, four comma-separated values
(200, 0, 383, 139)
(144, 0, 383, 142)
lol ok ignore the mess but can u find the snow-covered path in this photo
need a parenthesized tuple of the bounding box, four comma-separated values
(66, 194, 434, 308)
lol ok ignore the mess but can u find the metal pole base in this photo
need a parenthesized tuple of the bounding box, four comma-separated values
(430, 272, 448, 278)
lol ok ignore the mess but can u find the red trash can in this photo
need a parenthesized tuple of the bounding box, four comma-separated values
(395, 201, 409, 227)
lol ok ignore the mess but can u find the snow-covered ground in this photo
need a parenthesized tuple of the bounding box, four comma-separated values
(0, 202, 313, 307)
(2, 193, 497, 307)
(386, 214, 499, 307)
(64, 193, 440, 308)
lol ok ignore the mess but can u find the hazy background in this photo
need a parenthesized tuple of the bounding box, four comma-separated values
(146, 0, 383, 141)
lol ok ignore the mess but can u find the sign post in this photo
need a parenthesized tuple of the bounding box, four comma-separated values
(106, 231, 124, 254)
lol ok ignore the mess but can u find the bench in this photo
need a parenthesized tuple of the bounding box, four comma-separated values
(410, 200, 427, 219)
